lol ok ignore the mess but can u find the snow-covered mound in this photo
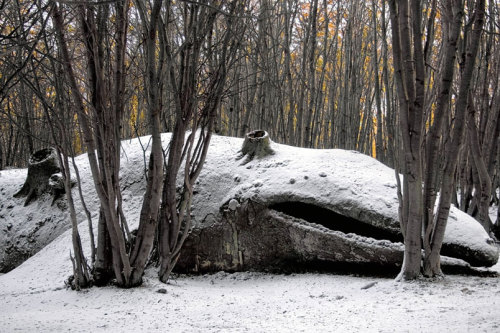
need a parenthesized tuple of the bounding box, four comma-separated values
(0, 137, 146, 272)
(182, 134, 498, 270)
(0, 133, 498, 274)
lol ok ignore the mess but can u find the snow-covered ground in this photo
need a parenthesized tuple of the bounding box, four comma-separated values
(1, 265, 499, 332)
(1, 208, 498, 332)
(1, 133, 499, 332)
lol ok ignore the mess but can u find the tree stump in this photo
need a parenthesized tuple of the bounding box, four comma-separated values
(236, 130, 275, 165)
(48, 172, 76, 205)
(14, 148, 62, 206)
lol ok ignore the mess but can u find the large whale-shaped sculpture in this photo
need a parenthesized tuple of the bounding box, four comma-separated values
(178, 131, 498, 272)
(0, 132, 498, 273)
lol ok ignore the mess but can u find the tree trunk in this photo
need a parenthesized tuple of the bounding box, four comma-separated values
(304, 0, 318, 148)
(236, 130, 275, 165)
(423, 0, 486, 277)
(389, 0, 425, 280)
(93, 209, 113, 286)
(372, 0, 384, 163)
(14, 147, 61, 206)
(0, 142, 3, 170)
(422, 0, 463, 270)
(467, 93, 492, 232)
(127, 0, 164, 287)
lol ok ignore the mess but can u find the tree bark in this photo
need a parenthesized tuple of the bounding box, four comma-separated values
(127, 0, 164, 287)
(467, 93, 492, 232)
(236, 130, 275, 165)
(372, 0, 384, 163)
(389, 0, 424, 280)
(423, 0, 486, 277)
(157, 1, 244, 283)
(422, 0, 463, 271)
(14, 147, 61, 206)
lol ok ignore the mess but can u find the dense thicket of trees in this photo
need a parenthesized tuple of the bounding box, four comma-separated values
(1, 0, 499, 284)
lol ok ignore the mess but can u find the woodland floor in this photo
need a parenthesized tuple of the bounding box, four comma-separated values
(1, 265, 500, 332)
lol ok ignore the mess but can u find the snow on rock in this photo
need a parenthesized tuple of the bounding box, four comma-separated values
(444, 207, 498, 266)
(0, 136, 149, 273)
(190, 134, 498, 268)
(0, 133, 498, 274)
(0, 167, 71, 272)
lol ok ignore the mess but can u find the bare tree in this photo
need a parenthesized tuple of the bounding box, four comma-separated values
(389, 0, 486, 279)
(49, 0, 248, 288)
(127, 0, 164, 285)
(158, 0, 247, 282)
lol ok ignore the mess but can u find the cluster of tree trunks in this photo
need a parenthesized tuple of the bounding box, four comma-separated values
(389, 0, 489, 279)
(51, 0, 247, 288)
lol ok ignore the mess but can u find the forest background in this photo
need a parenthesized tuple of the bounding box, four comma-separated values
(0, 0, 499, 286)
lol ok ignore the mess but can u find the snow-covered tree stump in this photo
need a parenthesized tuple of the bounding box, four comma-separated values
(48, 172, 76, 205)
(14, 148, 63, 206)
(236, 130, 275, 165)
